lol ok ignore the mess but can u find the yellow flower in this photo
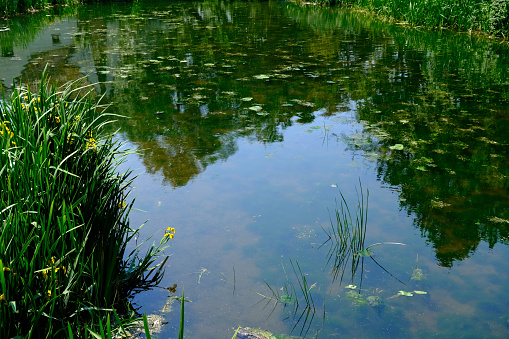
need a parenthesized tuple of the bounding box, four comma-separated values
(0, 122, 14, 139)
(118, 202, 127, 208)
(164, 227, 175, 239)
(54, 116, 61, 124)
(0, 294, 5, 302)
(86, 138, 97, 150)
(3, 267, 11, 272)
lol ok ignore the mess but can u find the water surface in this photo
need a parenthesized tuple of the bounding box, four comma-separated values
(2, 1, 509, 337)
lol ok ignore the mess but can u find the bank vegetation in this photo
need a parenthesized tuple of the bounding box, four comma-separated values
(301, 0, 509, 36)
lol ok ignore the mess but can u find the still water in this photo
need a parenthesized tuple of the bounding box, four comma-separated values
(2, 1, 509, 337)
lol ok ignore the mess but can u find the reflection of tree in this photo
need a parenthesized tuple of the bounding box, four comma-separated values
(284, 6, 509, 266)
(8, 1, 509, 265)
(66, 1, 349, 187)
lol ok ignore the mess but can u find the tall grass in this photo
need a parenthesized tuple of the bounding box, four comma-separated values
(322, 183, 407, 288)
(0, 0, 133, 17)
(255, 260, 319, 337)
(0, 70, 172, 337)
(322, 182, 368, 284)
(300, 0, 509, 35)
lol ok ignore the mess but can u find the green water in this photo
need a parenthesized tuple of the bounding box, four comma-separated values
(2, 1, 509, 337)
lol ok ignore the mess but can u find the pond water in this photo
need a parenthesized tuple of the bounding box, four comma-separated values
(2, 1, 509, 337)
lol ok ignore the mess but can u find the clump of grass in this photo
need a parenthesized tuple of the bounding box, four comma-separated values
(322, 182, 407, 287)
(322, 182, 368, 284)
(0, 70, 172, 337)
(255, 260, 319, 337)
(302, 0, 509, 35)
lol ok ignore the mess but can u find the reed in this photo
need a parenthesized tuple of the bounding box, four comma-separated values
(301, 0, 508, 35)
(322, 182, 407, 288)
(0, 70, 171, 337)
(321, 182, 368, 284)
(255, 260, 318, 337)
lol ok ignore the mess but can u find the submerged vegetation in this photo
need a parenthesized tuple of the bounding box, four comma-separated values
(299, 0, 509, 35)
(0, 72, 171, 337)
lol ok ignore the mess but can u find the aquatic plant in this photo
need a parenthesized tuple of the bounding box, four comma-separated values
(322, 183, 407, 286)
(0, 70, 171, 337)
(298, 0, 508, 35)
(322, 181, 368, 284)
(255, 260, 319, 337)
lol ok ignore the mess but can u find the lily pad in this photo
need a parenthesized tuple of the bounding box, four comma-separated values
(413, 291, 427, 295)
(345, 285, 357, 289)
(248, 105, 263, 112)
(398, 291, 413, 297)
(356, 248, 373, 257)
(240, 97, 253, 102)
(280, 295, 296, 303)
(346, 291, 367, 305)
(389, 144, 404, 151)
(253, 74, 270, 80)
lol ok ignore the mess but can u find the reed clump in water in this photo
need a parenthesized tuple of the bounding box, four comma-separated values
(0, 71, 171, 337)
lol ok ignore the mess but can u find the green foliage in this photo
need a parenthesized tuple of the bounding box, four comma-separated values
(0, 70, 171, 337)
(298, 0, 509, 35)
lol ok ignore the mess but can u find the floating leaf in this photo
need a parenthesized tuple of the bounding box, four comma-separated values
(204, 63, 215, 67)
(280, 295, 296, 303)
(399, 119, 409, 124)
(389, 144, 404, 151)
(413, 291, 427, 295)
(253, 74, 270, 80)
(248, 105, 263, 112)
(240, 97, 253, 102)
(398, 291, 413, 297)
(309, 126, 321, 130)
(345, 285, 357, 289)
(356, 248, 373, 257)
(416, 166, 428, 172)
(331, 184, 337, 188)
